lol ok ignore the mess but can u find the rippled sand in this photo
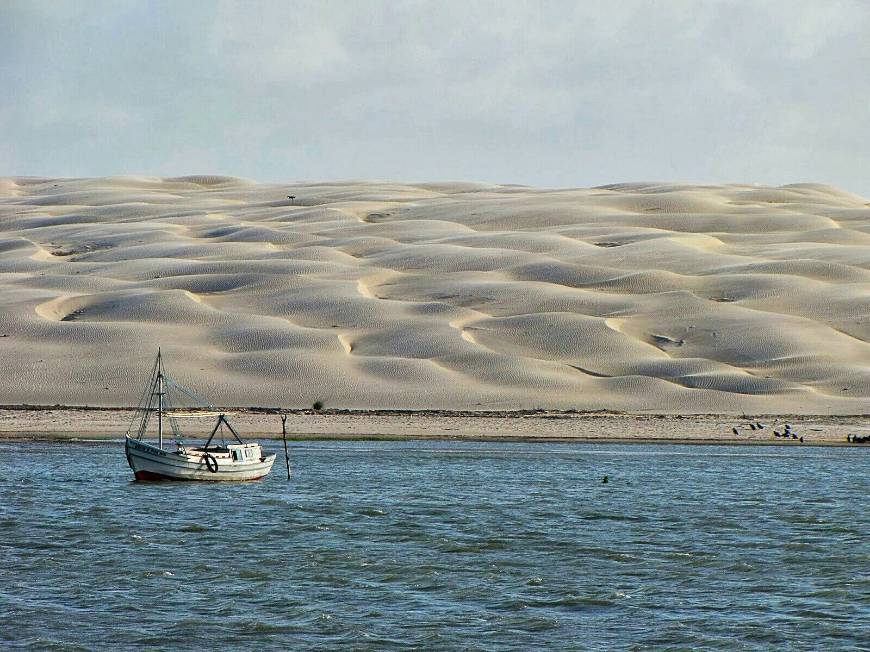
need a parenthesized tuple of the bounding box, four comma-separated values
(1, 176, 869, 412)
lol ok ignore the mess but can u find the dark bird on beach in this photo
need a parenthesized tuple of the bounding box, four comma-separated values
(756, 422, 764, 429)
(799, 436, 804, 443)
(732, 427, 739, 435)
(287, 195, 296, 203)
(784, 424, 792, 432)
(773, 431, 781, 437)
(749, 423, 757, 431)
(791, 433, 798, 439)
(847, 434, 852, 443)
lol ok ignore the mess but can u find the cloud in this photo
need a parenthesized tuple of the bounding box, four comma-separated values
(1, 0, 868, 196)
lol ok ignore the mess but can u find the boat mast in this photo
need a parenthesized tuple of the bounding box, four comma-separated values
(157, 347, 164, 449)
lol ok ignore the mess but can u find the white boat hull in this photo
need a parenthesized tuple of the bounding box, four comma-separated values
(125, 437, 276, 481)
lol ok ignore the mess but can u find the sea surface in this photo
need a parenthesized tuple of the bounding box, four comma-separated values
(1, 440, 868, 650)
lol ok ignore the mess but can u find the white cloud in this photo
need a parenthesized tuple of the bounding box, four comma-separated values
(1, 0, 868, 196)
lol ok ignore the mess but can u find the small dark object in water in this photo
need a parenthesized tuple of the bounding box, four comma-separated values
(602, 475, 609, 484)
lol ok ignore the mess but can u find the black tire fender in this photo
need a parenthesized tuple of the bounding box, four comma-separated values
(202, 453, 218, 473)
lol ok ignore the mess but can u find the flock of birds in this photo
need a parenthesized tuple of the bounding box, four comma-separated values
(731, 421, 803, 443)
(732, 422, 870, 444)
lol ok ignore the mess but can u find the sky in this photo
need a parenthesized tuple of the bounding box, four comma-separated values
(1, 0, 869, 195)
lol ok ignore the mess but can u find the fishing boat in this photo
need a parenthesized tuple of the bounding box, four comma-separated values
(124, 350, 276, 481)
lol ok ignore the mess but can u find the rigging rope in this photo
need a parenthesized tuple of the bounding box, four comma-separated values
(164, 377, 216, 410)
(162, 384, 184, 444)
(125, 354, 159, 438)
(126, 352, 231, 447)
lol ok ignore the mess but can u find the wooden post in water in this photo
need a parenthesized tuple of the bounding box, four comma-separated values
(281, 414, 291, 480)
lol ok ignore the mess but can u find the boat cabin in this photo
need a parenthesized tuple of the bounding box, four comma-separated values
(180, 442, 265, 464)
(228, 443, 263, 463)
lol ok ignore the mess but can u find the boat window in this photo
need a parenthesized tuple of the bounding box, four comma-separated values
(232, 450, 240, 461)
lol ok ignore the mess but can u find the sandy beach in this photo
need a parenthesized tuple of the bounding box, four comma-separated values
(1, 407, 868, 446)
(2, 177, 870, 415)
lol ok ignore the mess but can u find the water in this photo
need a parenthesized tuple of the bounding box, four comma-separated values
(1, 441, 868, 650)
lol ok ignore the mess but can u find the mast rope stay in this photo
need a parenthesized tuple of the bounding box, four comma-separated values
(125, 353, 159, 438)
(127, 349, 246, 452)
(163, 376, 216, 411)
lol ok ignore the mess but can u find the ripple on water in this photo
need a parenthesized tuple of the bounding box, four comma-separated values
(0, 441, 868, 649)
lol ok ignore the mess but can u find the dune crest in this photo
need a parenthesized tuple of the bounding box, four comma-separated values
(1, 176, 869, 412)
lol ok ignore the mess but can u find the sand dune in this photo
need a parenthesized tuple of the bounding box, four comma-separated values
(1, 176, 869, 413)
